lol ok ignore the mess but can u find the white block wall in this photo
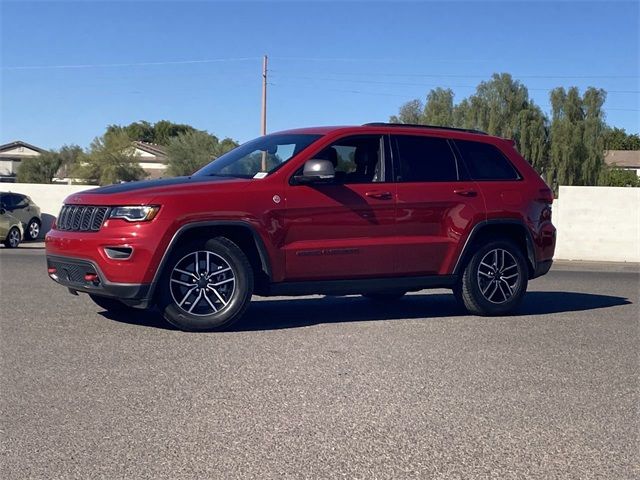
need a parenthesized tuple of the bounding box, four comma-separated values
(554, 186, 640, 262)
(5, 183, 640, 262)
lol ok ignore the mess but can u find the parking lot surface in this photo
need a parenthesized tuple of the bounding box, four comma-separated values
(1, 248, 638, 479)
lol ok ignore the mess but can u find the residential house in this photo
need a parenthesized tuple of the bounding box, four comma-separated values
(132, 141, 168, 180)
(604, 150, 640, 177)
(0, 141, 47, 182)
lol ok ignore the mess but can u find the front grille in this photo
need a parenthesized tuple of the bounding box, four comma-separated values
(57, 205, 110, 232)
(47, 258, 97, 285)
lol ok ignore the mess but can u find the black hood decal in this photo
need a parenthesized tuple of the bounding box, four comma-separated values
(85, 175, 230, 195)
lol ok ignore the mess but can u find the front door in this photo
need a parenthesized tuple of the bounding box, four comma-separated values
(282, 135, 397, 281)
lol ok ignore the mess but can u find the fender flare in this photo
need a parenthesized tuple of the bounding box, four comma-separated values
(452, 219, 536, 275)
(147, 220, 272, 302)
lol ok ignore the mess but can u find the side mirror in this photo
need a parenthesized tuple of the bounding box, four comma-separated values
(293, 159, 336, 184)
(0, 208, 5, 215)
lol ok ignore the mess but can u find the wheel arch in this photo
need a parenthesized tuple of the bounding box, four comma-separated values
(453, 219, 536, 278)
(148, 221, 272, 302)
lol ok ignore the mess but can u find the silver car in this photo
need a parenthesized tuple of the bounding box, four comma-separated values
(0, 206, 23, 248)
(0, 192, 42, 240)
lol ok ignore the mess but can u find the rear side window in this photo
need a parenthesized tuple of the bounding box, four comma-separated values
(455, 140, 520, 181)
(394, 135, 458, 182)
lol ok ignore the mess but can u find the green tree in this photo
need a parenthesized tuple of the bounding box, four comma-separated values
(463, 73, 530, 137)
(423, 88, 455, 126)
(603, 127, 640, 150)
(54, 144, 84, 180)
(166, 131, 238, 176)
(599, 167, 640, 187)
(106, 120, 198, 146)
(548, 86, 607, 188)
(16, 150, 60, 183)
(514, 104, 548, 173)
(390, 99, 424, 124)
(76, 131, 146, 185)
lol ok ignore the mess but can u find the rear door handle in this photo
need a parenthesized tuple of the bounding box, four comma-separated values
(365, 191, 393, 200)
(454, 189, 478, 197)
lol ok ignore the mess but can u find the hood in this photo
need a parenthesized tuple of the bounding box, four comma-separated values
(64, 175, 244, 205)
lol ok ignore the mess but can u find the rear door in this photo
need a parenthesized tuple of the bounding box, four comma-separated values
(282, 134, 397, 281)
(392, 134, 485, 275)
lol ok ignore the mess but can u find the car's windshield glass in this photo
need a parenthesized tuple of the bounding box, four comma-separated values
(194, 134, 322, 179)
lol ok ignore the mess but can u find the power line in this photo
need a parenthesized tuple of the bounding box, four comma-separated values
(271, 75, 640, 94)
(272, 69, 640, 80)
(2, 57, 262, 70)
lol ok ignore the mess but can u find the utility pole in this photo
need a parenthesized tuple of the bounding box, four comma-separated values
(261, 55, 268, 136)
(260, 55, 268, 171)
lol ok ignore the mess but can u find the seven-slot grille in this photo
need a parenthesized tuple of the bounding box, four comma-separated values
(57, 205, 110, 232)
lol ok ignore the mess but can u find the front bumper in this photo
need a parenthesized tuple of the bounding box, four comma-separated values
(47, 255, 151, 308)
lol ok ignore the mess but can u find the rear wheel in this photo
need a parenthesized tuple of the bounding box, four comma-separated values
(89, 294, 132, 312)
(158, 237, 253, 332)
(4, 227, 21, 248)
(27, 218, 41, 240)
(457, 240, 528, 315)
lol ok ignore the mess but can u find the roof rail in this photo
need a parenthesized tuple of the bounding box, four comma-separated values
(363, 122, 488, 135)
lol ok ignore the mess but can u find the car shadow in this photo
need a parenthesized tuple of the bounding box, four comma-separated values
(98, 291, 632, 332)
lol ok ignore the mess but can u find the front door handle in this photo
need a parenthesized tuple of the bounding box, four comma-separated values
(365, 191, 393, 200)
(454, 189, 478, 197)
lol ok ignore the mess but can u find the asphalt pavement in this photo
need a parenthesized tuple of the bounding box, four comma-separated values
(1, 248, 638, 479)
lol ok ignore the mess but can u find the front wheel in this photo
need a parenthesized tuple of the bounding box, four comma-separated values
(457, 240, 528, 316)
(157, 237, 254, 332)
(4, 227, 21, 248)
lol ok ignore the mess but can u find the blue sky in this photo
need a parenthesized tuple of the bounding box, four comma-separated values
(1, 1, 638, 149)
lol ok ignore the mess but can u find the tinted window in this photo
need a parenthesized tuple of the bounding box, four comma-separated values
(394, 135, 458, 182)
(5, 194, 19, 209)
(313, 135, 385, 184)
(455, 140, 520, 181)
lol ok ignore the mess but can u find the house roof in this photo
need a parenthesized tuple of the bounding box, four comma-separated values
(604, 150, 640, 168)
(0, 140, 48, 154)
(133, 141, 167, 158)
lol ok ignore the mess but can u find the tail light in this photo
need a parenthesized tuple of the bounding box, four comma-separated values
(538, 188, 554, 222)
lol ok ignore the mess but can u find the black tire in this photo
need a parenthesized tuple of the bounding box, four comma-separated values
(157, 237, 254, 332)
(363, 291, 406, 302)
(89, 294, 132, 313)
(4, 227, 21, 248)
(458, 239, 528, 316)
(27, 218, 41, 240)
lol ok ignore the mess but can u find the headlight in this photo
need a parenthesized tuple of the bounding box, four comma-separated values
(109, 206, 160, 222)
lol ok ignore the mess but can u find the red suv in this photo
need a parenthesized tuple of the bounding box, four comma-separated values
(45, 124, 556, 331)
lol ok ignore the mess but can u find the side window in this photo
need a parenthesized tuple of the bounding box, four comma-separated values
(393, 135, 459, 182)
(455, 140, 520, 181)
(14, 195, 28, 208)
(5, 194, 19, 209)
(313, 135, 385, 184)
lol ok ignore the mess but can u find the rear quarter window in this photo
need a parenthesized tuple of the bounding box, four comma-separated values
(455, 140, 520, 181)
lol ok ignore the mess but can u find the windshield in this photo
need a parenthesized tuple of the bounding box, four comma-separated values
(194, 133, 322, 179)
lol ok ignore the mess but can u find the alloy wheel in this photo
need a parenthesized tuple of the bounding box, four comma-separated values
(29, 221, 40, 239)
(8, 229, 20, 247)
(169, 250, 236, 316)
(476, 248, 520, 304)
